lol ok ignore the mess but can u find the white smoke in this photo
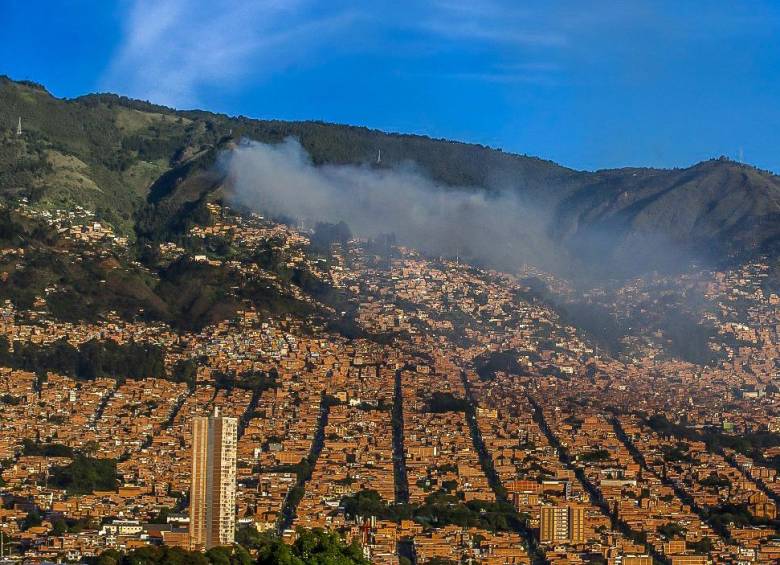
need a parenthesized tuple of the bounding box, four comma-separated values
(223, 138, 563, 271)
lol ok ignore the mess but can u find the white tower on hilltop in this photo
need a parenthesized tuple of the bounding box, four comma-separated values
(16, 117, 22, 136)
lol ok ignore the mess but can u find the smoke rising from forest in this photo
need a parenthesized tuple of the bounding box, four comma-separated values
(223, 138, 562, 272)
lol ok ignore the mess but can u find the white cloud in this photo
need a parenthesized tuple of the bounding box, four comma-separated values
(423, 1, 567, 47)
(102, 0, 356, 108)
(422, 19, 566, 48)
(441, 70, 558, 85)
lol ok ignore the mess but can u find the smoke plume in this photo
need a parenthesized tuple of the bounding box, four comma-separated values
(223, 138, 562, 272)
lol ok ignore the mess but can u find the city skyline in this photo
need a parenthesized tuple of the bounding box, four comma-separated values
(1, 3, 780, 563)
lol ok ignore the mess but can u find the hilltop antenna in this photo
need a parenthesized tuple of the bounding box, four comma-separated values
(738, 147, 744, 163)
(16, 117, 22, 136)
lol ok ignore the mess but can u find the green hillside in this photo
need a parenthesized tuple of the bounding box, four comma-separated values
(2, 75, 780, 278)
(0, 76, 573, 239)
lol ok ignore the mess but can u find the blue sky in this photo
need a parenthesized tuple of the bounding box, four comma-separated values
(2, 0, 780, 172)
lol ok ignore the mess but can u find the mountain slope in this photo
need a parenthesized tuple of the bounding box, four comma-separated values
(2, 76, 780, 277)
(553, 160, 780, 274)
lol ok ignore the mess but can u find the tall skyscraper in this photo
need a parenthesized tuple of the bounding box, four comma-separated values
(540, 504, 585, 544)
(189, 407, 238, 550)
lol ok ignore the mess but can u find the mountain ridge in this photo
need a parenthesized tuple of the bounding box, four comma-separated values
(2, 75, 780, 278)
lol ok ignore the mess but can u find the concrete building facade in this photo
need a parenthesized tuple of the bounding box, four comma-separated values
(540, 504, 585, 545)
(189, 408, 238, 550)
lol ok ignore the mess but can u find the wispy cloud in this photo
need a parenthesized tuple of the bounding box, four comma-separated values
(423, 0, 567, 47)
(409, 1, 569, 86)
(102, 0, 356, 108)
(441, 70, 558, 85)
(423, 20, 566, 47)
(103, 0, 582, 106)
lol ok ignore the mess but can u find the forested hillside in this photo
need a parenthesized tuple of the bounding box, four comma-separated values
(3, 75, 780, 279)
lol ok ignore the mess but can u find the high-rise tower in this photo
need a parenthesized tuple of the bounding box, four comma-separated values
(189, 407, 238, 550)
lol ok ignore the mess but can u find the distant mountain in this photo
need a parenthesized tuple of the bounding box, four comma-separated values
(553, 160, 780, 276)
(2, 76, 779, 278)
